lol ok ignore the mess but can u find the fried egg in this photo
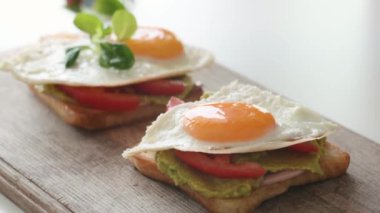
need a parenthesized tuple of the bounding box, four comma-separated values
(0, 29, 213, 87)
(123, 81, 337, 157)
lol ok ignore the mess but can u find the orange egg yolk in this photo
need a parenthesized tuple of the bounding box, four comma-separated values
(125, 27, 184, 59)
(183, 103, 276, 142)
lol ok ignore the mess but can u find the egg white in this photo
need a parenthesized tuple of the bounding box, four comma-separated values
(0, 34, 213, 87)
(123, 81, 337, 157)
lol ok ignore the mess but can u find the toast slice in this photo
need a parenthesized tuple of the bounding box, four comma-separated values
(30, 85, 203, 129)
(130, 142, 350, 213)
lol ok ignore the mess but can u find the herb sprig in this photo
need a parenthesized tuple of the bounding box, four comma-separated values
(66, 0, 126, 16)
(65, 9, 137, 70)
(94, 0, 126, 16)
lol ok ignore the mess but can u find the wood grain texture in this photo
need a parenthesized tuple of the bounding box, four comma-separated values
(0, 65, 379, 213)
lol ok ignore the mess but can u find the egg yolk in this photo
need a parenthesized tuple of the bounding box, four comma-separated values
(125, 27, 184, 59)
(183, 103, 276, 142)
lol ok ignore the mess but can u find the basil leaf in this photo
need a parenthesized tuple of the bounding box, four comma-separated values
(65, 46, 89, 68)
(103, 26, 113, 36)
(99, 43, 135, 69)
(74, 13, 103, 37)
(94, 0, 125, 16)
(112, 9, 137, 41)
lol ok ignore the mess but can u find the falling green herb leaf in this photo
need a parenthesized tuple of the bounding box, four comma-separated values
(74, 13, 103, 37)
(94, 0, 125, 16)
(65, 46, 89, 68)
(112, 9, 137, 41)
(99, 43, 135, 69)
(103, 26, 113, 36)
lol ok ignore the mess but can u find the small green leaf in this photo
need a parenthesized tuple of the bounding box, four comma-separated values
(65, 46, 89, 68)
(94, 0, 125, 16)
(74, 13, 103, 36)
(103, 26, 113, 36)
(112, 9, 137, 41)
(99, 43, 135, 69)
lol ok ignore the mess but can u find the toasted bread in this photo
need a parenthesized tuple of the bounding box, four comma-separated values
(30, 85, 203, 129)
(130, 142, 350, 213)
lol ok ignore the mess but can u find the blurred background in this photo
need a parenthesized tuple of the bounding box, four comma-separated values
(0, 0, 379, 211)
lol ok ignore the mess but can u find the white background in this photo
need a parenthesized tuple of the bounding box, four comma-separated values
(0, 0, 379, 212)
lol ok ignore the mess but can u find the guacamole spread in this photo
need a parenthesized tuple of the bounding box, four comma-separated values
(156, 150, 261, 198)
(232, 138, 326, 174)
(35, 84, 76, 103)
(156, 138, 326, 199)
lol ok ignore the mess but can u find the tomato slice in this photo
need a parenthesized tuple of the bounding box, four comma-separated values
(133, 79, 185, 95)
(288, 142, 319, 153)
(166, 97, 184, 111)
(57, 85, 140, 112)
(174, 150, 266, 179)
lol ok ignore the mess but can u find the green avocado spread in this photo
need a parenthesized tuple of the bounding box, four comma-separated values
(156, 138, 326, 199)
(156, 150, 261, 198)
(34, 84, 76, 103)
(35, 75, 194, 105)
(232, 138, 326, 174)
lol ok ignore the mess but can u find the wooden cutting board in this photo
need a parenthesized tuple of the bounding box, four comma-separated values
(0, 65, 379, 213)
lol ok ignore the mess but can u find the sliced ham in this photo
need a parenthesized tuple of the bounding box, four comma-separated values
(262, 170, 304, 186)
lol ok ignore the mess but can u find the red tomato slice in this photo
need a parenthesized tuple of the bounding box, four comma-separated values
(57, 85, 140, 112)
(133, 79, 185, 95)
(166, 97, 184, 111)
(288, 142, 319, 153)
(174, 150, 266, 179)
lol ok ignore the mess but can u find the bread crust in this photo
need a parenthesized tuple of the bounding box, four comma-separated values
(30, 85, 203, 129)
(130, 142, 350, 213)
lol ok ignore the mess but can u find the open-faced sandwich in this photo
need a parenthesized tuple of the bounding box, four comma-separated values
(0, 10, 213, 129)
(123, 81, 350, 212)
